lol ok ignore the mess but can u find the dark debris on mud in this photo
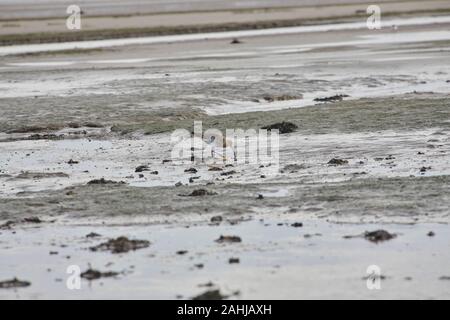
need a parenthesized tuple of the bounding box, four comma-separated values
(364, 230, 396, 243)
(215, 235, 242, 244)
(262, 121, 298, 134)
(80, 268, 119, 281)
(87, 178, 126, 185)
(90, 236, 150, 254)
(262, 94, 302, 103)
(344, 230, 397, 243)
(0, 278, 31, 289)
(328, 158, 349, 166)
(314, 94, 349, 103)
(179, 189, 218, 197)
(192, 289, 227, 300)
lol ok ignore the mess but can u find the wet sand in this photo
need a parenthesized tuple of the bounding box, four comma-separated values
(0, 4, 450, 300)
(2, 0, 450, 44)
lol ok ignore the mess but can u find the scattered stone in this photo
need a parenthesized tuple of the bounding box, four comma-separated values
(150, 171, 159, 175)
(221, 170, 236, 176)
(364, 230, 396, 243)
(135, 165, 150, 173)
(230, 38, 242, 44)
(87, 178, 125, 185)
(229, 257, 240, 264)
(185, 168, 198, 174)
(23, 216, 43, 224)
(176, 250, 188, 255)
(0, 221, 14, 230)
(210, 216, 223, 223)
(328, 158, 349, 166)
(67, 159, 79, 165)
(162, 159, 172, 164)
(208, 167, 223, 172)
(215, 235, 242, 244)
(427, 231, 435, 237)
(80, 268, 119, 281)
(194, 264, 204, 269)
(192, 289, 227, 300)
(175, 182, 183, 187)
(90, 237, 150, 254)
(260, 175, 266, 178)
(180, 189, 218, 197)
(257, 194, 264, 200)
(0, 278, 31, 289)
(262, 121, 298, 134)
(304, 233, 322, 238)
(291, 222, 303, 228)
(86, 232, 101, 238)
(420, 166, 431, 173)
(314, 94, 349, 103)
(263, 94, 302, 103)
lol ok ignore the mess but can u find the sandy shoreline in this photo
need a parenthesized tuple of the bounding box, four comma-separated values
(1, 0, 450, 45)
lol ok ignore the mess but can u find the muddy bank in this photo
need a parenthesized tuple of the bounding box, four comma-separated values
(0, 174, 448, 225)
(1, 95, 449, 139)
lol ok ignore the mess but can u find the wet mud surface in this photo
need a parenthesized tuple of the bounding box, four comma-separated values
(0, 15, 449, 299)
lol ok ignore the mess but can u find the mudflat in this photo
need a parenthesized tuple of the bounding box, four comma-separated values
(0, 1, 449, 300)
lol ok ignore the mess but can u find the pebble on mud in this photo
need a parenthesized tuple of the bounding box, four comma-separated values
(135, 165, 150, 173)
(210, 216, 223, 223)
(67, 159, 79, 165)
(427, 231, 436, 237)
(230, 38, 242, 44)
(314, 94, 349, 103)
(420, 166, 431, 173)
(208, 167, 223, 172)
(263, 94, 302, 103)
(221, 170, 236, 176)
(23, 216, 43, 224)
(180, 189, 218, 197)
(0, 278, 31, 289)
(80, 268, 119, 281)
(86, 232, 101, 238)
(87, 178, 125, 185)
(215, 235, 242, 244)
(229, 257, 240, 264)
(0, 221, 14, 230)
(328, 158, 349, 166)
(291, 222, 303, 228)
(262, 121, 298, 134)
(192, 289, 227, 300)
(364, 230, 396, 243)
(90, 236, 150, 254)
(185, 168, 198, 174)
